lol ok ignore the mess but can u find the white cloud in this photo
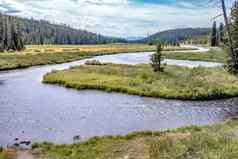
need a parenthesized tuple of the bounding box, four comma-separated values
(0, 0, 223, 37)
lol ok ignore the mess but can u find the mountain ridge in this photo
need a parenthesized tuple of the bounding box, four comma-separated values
(138, 28, 211, 43)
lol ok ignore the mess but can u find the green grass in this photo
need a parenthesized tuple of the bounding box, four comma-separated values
(43, 63, 238, 100)
(163, 49, 226, 63)
(32, 120, 238, 159)
(0, 148, 7, 159)
(0, 44, 196, 71)
(0, 52, 89, 70)
(0, 44, 225, 71)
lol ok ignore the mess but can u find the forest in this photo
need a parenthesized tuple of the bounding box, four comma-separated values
(0, 13, 24, 51)
(0, 13, 213, 52)
(139, 28, 211, 44)
(0, 13, 126, 52)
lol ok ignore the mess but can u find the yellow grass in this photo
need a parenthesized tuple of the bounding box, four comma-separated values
(5, 44, 192, 55)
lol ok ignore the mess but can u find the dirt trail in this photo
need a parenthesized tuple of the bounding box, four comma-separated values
(16, 150, 35, 159)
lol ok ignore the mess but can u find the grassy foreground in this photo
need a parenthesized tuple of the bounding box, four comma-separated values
(0, 148, 7, 159)
(43, 63, 238, 100)
(0, 44, 191, 71)
(30, 120, 238, 159)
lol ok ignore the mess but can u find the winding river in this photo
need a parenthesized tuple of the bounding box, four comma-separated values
(0, 49, 236, 147)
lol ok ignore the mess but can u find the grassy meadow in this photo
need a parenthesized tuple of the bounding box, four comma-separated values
(164, 49, 226, 63)
(0, 149, 7, 159)
(30, 120, 238, 159)
(0, 44, 197, 71)
(23, 44, 191, 55)
(43, 63, 238, 100)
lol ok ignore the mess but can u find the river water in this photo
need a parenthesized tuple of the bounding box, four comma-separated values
(0, 52, 236, 147)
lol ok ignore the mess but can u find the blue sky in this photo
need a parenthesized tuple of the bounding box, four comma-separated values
(0, 0, 234, 37)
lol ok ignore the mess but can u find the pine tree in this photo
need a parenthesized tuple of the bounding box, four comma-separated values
(0, 13, 4, 52)
(230, 0, 238, 74)
(0, 14, 25, 52)
(10, 18, 17, 50)
(151, 43, 164, 72)
(219, 22, 225, 43)
(14, 22, 24, 51)
(211, 21, 218, 47)
(3, 15, 8, 50)
(216, 28, 220, 46)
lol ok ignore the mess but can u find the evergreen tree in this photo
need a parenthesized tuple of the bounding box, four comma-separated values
(0, 13, 24, 52)
(0, 13, 4, 52)
(211, 21, 218, 47)
(15, 22, 24, 51)
(151, 43, 164, 72)
(230, 0, 238, 74)
(216, 28, 220, 46)
(219, 22, 225, 43)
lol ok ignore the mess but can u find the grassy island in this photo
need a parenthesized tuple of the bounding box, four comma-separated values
(43, 63, 238, 100)
(29, 120, 238, 159)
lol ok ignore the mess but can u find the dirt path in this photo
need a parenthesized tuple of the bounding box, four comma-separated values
(16, 150, 35, 159)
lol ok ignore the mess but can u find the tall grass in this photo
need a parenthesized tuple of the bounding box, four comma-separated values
(0, 52, 88, 70)
(0, 148, 7, 159)
(164, 49, 226, 63)
(43, 64, 238, 100)
(31, 120, 238, 159)
(0, 44, 197, 71)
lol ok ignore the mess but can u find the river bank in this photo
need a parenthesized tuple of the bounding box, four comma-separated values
(31, 120, 238, 159)
(0, 47, 236, 150)
(2, 120, 238, 159)
(0, 44, 195, 71)
(0, 44, 225, 71)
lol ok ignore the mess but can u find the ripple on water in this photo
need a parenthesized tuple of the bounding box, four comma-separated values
(0, 51, 236, 147)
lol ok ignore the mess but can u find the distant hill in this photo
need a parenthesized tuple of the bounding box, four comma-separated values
(138, 28, 211, 44)
(0, 13, 126, 45)
(125, 36, 145, 41)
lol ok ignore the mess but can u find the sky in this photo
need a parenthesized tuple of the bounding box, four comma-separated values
(0, 0, 235, 37)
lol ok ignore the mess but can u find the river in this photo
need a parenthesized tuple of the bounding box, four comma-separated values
(0, 50, 236, 147)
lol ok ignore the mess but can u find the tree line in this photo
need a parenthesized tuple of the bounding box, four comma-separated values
(0, 13, 126, 52)
(138, 28, 211, 44)
(18, 18, 125, 45)
(18, 17, 126, 45)
(0, 13, 24, 51)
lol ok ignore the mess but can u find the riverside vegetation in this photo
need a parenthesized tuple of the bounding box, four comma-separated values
(1, 120, 238, 159)
(0, 148, 7, 159)
(0, 44, 227, 71)
(12, 120, 237, 159)
(0, 44, 196, 71)
(164, 49, 226, 63)
(43, 62, 238, 100)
